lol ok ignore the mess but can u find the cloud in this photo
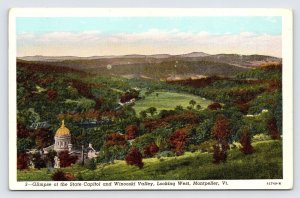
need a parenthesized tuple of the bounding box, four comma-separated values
(17, 29, 281, 57)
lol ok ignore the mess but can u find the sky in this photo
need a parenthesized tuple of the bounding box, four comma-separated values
(16, 16, 282, 57)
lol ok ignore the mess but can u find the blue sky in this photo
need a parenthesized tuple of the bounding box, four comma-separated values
(17, 16, 282, 35)
(16, 16, 282, 57)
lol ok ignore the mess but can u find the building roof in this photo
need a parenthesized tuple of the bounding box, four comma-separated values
(55, 120, 71, 137)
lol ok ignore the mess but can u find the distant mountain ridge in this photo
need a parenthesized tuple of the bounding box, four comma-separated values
(18, 52, 211, 62)
(18, 52, 281, 67)
(17, 52, 282, 80)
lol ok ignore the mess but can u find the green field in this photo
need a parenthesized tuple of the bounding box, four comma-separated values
(18, 140, 282, 181)
(133, 91, 212, 115)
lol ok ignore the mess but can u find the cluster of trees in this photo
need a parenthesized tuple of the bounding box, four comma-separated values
(120, 89, 140, 103)
(17, 150, 78, 170)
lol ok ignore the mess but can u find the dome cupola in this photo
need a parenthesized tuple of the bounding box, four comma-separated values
(55, 120, 70, 137)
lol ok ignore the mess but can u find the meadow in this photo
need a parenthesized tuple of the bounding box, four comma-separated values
(133, 91, 211, 115)
(17, 140, 282, 181)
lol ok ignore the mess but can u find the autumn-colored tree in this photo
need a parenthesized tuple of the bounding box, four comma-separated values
(208, 102, 222, 110)
(35, 128, 53, 149)
(58, 151, 78, 167)
(212, 114, 231, 143)
(125, 148, 144, 169)
(106, 132, 127, 146)
(125, 125, 138, 140)
(169, 128, 188, 156)
(17, 123, 30, 138)
(239, 127, 254, 155)
(143, 143, 159, 158)
(267, 117, 281, 140)
(47, 89, 58, 101)
(17, 153, 29, 170)
(211, 114, 230, 163)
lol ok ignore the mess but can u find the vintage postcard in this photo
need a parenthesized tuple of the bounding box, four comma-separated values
(9, 8, 293, 190)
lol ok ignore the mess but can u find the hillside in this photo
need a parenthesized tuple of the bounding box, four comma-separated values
(17, 140, 282, 181)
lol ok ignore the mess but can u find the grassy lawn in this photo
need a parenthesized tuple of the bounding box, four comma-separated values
(17, 140, 282, 181)
(133, 91, 212, 115)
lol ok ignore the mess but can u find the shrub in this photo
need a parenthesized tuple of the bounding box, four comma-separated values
(125, 148, 144, 169)
(143, 143, 159, 158)
(51, 170, 75, 181)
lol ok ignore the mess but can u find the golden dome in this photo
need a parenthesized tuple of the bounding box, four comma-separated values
(55, 120, 70, 137)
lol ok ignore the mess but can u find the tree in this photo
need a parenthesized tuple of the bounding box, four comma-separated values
(17, 138, 34, 154)
(125, 125, 138, 140)
(175, 105, 184, 111)
(267, 117, 280, 140)
(106, 132, 127, 146)
(98, 145, 128, 164)
(17, 124, 31, 138)
(139, 110, 147, 119)
(239, 127, 254, 155)
(189, 100, 196, 109)
(143, 143, 159, 158)
(211, 114, 230, 163)
(208, 102, 222, 110)
(196, 104, 202, 110)
(212, 114, 231, 143)
(35, 128, 53, 149)
(30, 152, 46, 169)
(147, 107, 157, 117)
(213, 144, 227, 163)
(47, 89, 58, 101)
(17, 153, 29, 170)
(58, 151, 78, 167)
(125, 148, 144, 168)
(169, 128, 188, 156)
